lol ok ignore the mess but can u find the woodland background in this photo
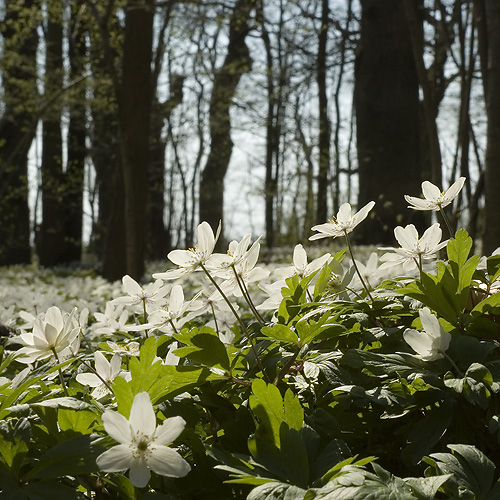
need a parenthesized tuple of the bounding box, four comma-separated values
(0, 0, 499, 281)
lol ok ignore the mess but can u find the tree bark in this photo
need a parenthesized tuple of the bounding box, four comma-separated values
(0, 0, 38, 265)
(482, 0, 500, 254)
(199, 0, 257, 242)
(316, 0, 331, 225)
(355, 0, 426, 244)
(38, 5, 64, 267)
(118, 0, 154, 280)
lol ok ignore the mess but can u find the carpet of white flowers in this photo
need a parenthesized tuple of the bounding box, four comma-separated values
(2, 177, 500, 499)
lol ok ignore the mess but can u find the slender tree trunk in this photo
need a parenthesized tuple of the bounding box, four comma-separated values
(316, 0, 331, 225)
(403, 0, 443, 189)
(482, 0, 500, 254)
(199, 0, 257, 241)
(355, 0, 426, 244)
(39, 5, 64, 267)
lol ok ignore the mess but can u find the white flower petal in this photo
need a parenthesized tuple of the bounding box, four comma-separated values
(421, 181, 442, 201)
(128, 458, 151, 488)
(149, 446, 191, 478)
(154, 416, 186, 445)
(394, 225, 418, 251)
(96, 444, 134, 472)
(76, 373, 101, 387)
(102, 411, 132, 444)
(122, 275, 143, 296)
(94, 351, 110, 378)
(336, 203, 352, 224)
(351, 201, 375, 227)
(404, 195, 436, 211)
(169, 285, 185, 314)
(129, 392, 156, 437)
(443, 177, 465, 205)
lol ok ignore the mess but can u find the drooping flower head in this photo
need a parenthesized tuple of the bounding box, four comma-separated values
(403, 307, 451, 361)
(405, 177, 465, 212)
(96, 392, 190, 488)
(309, 201, 375, 241)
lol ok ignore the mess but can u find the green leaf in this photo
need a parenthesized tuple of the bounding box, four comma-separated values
(247, 482, 308, 500)
(174, 326, 230, 371)
(31, 397, 91, 410)
(403, 475, 452, 500)
(25, 434, 104, 480)
(1, 480, 81, 500)
(261, 324, 299, 345)
(248, 380, 309, 488)
(425, 444, 496, 498)
(0, 418, 30, 476)
(401, 400, 455, 466)
(57, 408, 98, 434)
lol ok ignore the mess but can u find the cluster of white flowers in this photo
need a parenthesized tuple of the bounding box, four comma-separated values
(0, 176, 468, 488)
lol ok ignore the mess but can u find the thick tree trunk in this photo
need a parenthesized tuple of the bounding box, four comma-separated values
(61, 12, 87, 263)
(355, 0, 426, 244)
(482, 0, 500, 254)
(39, 6, 64, 267)
(199, 0, 257, 241)
(118, 0, 154, 280)
(0, 0, 37, 265)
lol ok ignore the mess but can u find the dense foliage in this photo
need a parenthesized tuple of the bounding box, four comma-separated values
(1, 181, 500, 499)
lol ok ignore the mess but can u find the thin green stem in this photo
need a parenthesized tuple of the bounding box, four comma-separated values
(200, 263, 246, 334)
(200, 263, 269, 382)
(273, 344, 302, 385)
(78, 356, 114, 395)
(169, 319, 179, 336)
(443, 351, 464, 378)
(209, 301, 219, 335)
(52, 348, 69, 397)
(142, 299, 149, 338)
(439, 206, 454, 238)
(344, 231, 374, 303)
(231, 264, 266, 325)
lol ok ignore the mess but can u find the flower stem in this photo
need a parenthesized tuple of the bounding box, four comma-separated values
(52, 348, 69, 397)
(200, 263, 270, 382)
(443, 351, 464, 377)
(439, 207, 454, 238)
(344, 232, 374, 303)
(231, 264, 266, 325)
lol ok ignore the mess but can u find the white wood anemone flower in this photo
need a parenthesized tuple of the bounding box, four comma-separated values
(17, 306, 80, 364)
(309, 201, 375, 240)
(96, 392, 191, 488)
(404, 177, 466, 211)
(403, 307, 451, 361)
(76, 351, 130, 399)
(153, 221, 221, 280)
(379, 223, 448, 272)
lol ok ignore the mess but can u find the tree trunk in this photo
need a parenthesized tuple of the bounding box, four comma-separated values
(316, 0, 331, 225)
(118, 0, 154, 280)
(62, 10, 87, 263)
(482, 0, 500, 254)
(355, 0, 426, 244)
(0, 0, 38, 265)
(199, 0, 257, 241)
(38, 5, 65, 267)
